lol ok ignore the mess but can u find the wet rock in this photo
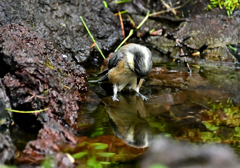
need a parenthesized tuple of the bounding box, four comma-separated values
(0, 80, 12, 134)
(38, 121, 77, 144)
(16, 121, 77, 165)
(106, 0, 217, 19)
(0, 24, 87, 130)
(0, 99, 11, 134)
(0, 0, 122, 63)
(0, 133, 15, 164)
(141, 136, 240, 168)
(149, 15, 240, 63)
(54, 153, 75, 168)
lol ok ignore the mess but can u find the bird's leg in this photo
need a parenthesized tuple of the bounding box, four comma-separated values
(137, 78, 144, 91)
(134, 79, 148, 101)
(137, 92, 148, 101)
(112, 84, 119, 101)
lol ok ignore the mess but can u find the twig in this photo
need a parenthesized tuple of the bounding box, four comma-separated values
(25, 92, 48, 102)
(5, 107, 49, 113)
(136, 11, 149, 30)
(160, 0, 177, 15)
(114, 29, 134, 52)
(149, 0, 191, 16)
(63, 85, 71, 90)
(118, 11, 125, 39)
(176, 39, 192, 73)
(90, 42, 96, 49)
(114, 0, 125, 41)
(115, 11, 149, 52)
(113, 0, 132, 4)
(80, 16, 106, 59)
(127, 15, 136, 28)
(114, 10, 128, 15)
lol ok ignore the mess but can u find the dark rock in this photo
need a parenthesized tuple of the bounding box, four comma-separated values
(106, 0, 214, 18)
(0, 99, 11, 134)
(141, 136, 240, 168)
(0, 80, 12, 134)
(54, 153, 75, 168)
(149, 15, 240, 63)
(0, 0, 122, 63)
(0, 133, 15, 164)
(16, 121, 77, 165)
(38, 121, 77, 144)
(0, 24, 87, 131)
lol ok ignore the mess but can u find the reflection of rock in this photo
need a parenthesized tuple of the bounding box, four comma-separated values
(141, 136, 240, 168)
(103, 93, 152, 148)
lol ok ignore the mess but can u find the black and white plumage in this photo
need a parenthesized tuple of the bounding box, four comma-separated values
(90, 43, 152, 101)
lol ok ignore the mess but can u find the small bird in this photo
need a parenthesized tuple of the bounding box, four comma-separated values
(89, 43, 152, 101)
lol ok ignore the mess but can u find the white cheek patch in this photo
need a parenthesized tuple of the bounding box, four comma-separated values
(141, 47, 151, 71)
(126, 53, 134, 71)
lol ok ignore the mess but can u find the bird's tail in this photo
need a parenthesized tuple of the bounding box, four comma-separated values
(96, 69, 108, 77)
(88, 69, 109, 83)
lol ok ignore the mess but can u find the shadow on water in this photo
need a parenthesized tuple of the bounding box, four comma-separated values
(79, 62, 240, 165)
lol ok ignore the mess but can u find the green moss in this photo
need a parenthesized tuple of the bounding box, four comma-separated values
(207, 0, 240, 16)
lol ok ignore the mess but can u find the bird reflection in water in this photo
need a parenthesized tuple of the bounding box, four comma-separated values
(102, 93, 152, 148)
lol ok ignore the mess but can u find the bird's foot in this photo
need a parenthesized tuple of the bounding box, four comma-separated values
(112, 95, 119, 101)
(137, 93, 148, 101)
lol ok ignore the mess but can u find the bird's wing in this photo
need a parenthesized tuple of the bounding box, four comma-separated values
(108, 51, 125, 69)
(88, 73, 109, 83)
(97, 69, 108, 77)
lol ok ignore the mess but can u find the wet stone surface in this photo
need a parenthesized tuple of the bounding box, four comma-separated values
(149, 14, 240, 63)
(0, 0, 122, 63)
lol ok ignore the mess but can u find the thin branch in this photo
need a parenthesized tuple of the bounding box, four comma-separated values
(149, 0, 191, 16)
(115, 11, 149, 52)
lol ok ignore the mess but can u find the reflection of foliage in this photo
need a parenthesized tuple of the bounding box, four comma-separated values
(91, 127, 104, 138)
(150, 164, 169, 168)
(187, 99, 240, 153)
(149, 99, 240, 155)
(207, 0, 240, 16)
(0, 165, 16, 168)
(41, 158, 54, 168)
(71, 142, 116, 168)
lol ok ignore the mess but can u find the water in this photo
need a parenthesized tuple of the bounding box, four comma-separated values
(79, 62, 240, 166)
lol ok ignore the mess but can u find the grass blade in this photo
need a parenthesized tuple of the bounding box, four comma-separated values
(80, 16, 106, 59)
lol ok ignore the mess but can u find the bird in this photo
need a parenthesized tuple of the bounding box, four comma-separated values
(89, 43, 152, 101)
